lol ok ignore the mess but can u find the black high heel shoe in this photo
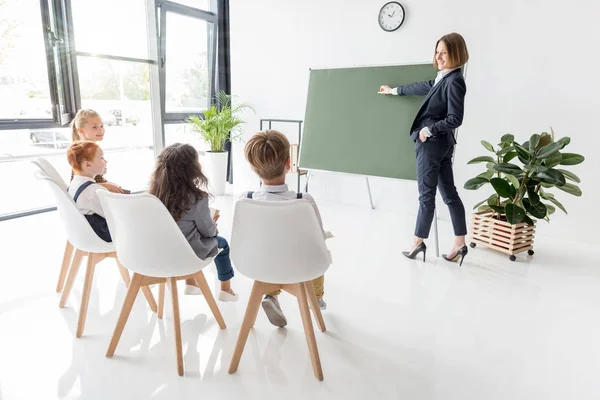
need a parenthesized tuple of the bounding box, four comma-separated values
(442, 246, 468, 266)
(402, 242, 427, 261)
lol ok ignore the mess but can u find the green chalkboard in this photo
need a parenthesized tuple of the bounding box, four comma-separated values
(299, 64, 437, 181)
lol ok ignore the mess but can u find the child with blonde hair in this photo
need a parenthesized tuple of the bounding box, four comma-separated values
(71, 109, 124, 193)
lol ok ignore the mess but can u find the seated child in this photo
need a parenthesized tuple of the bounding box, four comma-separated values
(71, 108, 126, 193)
(66, 141, 111, 242)
(243, 130, 329, 327)
(149, 143, 238, 302)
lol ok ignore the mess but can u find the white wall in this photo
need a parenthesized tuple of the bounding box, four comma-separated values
(229, 0, 600, 244)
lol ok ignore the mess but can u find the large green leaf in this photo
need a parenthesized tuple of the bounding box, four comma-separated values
(514, 142, 531, 163)
(493, 163, 523, 176)
(560, 153, 585, 166)
(524, 164, 548, 173)
(464, 177, 490, 190)
(526, 186, 540, 205)
(477, 205, 492, 212)
(535, 169, 566, 186)
(535, 141, 565, 159)
(523, 215, 535, 226)
(557, 136, 571, 146)
(547, 196, 567, 214)
(490, 178, 514, 198)
(505, 174, 520, 190)
(523, 198, 547, 219)
(477, 170, 495, 180)
(529, 134, 541, 152)
(544, 152, 563, 168)
(555, 169, 580, 183)
(503, 152, 518, 163)
(556, 182, 582, 197)
(505, 203, 527, 224)
(545, 203, 556, 215)
(501, 133, 514, 144)
(467, 156, 496, 164)
(481, 140, 495, 153)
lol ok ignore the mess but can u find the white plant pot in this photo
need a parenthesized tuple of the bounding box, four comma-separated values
(202, 151, 228, 196)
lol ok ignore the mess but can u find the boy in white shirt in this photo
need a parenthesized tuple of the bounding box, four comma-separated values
(242, 130, 328, 327)
(66, 141, 111, 242)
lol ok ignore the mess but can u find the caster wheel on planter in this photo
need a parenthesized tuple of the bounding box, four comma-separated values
(470, 242, 476, 248)
(528, 250, 534, 256)
(509, 255, 516, 261)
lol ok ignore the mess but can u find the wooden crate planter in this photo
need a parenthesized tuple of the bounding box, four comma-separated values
(469, 210, 536, 261)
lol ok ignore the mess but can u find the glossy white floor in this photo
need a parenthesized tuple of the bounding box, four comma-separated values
(1, 196, 599, 400)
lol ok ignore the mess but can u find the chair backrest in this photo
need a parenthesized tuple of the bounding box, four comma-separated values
(31, 157, 67, 191)
(97, 191, 213, 277)
(230, 199, 331, 284)
(33, 170, 114, 253)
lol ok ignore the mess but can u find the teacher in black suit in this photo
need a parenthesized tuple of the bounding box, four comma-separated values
(379, 32, 469, 265)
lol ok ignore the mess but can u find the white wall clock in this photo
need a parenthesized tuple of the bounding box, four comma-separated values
(378, 2, 405, 32)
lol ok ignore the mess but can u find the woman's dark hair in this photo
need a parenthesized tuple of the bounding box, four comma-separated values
(149, 143, 211, 220)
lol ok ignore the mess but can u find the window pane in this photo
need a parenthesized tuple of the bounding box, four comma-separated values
(165, 12, 212, 113)
(0, 0, 52, 120)
(172, 0, 210, 10)
(71, 0, 149, 59)
(77, 56, 155, 191)
(165, 123, 208, 151)
(0, 130, 73, 215)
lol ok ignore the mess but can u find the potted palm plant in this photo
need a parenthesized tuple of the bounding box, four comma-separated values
(188, 91, 253, 195)
(464, 130, 584, 261)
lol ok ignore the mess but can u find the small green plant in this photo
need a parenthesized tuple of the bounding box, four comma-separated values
(187, 91, 254, 152)
(464, 130, 584, 225)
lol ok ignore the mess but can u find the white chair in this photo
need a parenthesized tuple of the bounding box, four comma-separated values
(228, 199, 332, 381)
(96, 190, 226, 376)
(33, 171, 157, 338)
(31, 157, 72, 292)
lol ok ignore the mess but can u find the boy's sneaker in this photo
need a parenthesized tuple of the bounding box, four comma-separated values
(308, 298, 327, 311)
(261, 295, 287, 327)
(318, 298, 327, 310)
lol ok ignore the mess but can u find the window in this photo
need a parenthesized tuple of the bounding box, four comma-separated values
(0, 0, 52, 121)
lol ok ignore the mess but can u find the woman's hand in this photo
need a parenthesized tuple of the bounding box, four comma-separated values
(419, 128, 429, 142)
(379, 85, 393, 95)
(99, 182, 125, 193)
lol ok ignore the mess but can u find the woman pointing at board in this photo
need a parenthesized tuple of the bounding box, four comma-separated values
(379, 32, 469, 265)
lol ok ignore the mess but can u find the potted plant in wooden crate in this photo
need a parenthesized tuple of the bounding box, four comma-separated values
(188, 91, 253, 195)
(464, 131, 584, 261)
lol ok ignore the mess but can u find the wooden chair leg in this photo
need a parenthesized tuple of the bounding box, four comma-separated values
(116, 263, 131, 286)
(194, 271, 226, 329)
(228, 281, 264, 374)
(76, 253, 97, 338)
(106, 273, 144, 357)
(297, 282, 323, 381)
(59, 249, 85, 308)
(158, 282, 165, 319)
(116, 259, 157, 313)
(167, 277, 184, 376)
(56, 241, 74, 292)
(304, 281, 326, 332)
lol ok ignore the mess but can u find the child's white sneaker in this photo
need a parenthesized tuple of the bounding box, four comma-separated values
(218, 290, 239, 302)
(184, 285, 202, 295)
